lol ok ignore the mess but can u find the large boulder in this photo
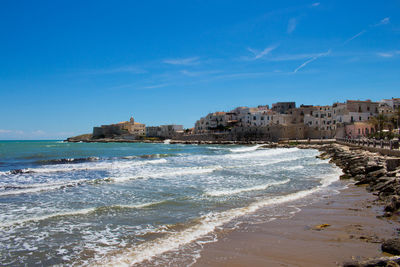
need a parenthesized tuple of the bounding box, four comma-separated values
(382, 238, 400, 255)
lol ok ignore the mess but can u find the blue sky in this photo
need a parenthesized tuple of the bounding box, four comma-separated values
(0, 0, 399, 139)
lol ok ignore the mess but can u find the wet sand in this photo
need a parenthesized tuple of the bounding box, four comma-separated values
(194, 183, 399, 267)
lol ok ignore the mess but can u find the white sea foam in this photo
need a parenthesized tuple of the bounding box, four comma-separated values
(109, 165, 223, 182)
(100, 167, 342, 267)
(228, 144, 263, 153)
(1, 158, 168, 176)
(227, 147, 298, 159)
(0, 201, 164, 228)
(205, 179, 290, 197)
(285, 165, 304, 171)
(0, 180, 87, 196)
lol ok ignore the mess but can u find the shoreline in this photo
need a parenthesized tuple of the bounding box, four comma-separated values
(193, 182, 399, 267)
(62, 140, 400, 265)
(192, 143, 400, 266)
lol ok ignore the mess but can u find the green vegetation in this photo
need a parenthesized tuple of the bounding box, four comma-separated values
(368, 109, 400, 139)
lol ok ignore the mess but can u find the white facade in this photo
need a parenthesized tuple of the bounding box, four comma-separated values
(304, 106, 335, 131)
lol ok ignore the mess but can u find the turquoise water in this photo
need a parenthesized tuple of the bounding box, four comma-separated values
(0, 141, 342, 266)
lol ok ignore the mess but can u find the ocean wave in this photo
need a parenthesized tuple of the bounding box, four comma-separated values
(0, 201, 165, 228)
(205, 179, 290, 197)
(228, 144, 263, 153)
(227, 147, 299, 159)
(285, 165, 304, 171)
(109, 165, 223, 182)
(1, 158, 168, 176)
(122, 154, 177, 160)
(0, 165, 224, 196)
(0, 180, 87, 196)
(99, 168, 342, 266)
(35, 157, 100, 165)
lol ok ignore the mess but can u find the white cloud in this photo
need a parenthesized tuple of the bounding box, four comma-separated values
(376, 17, 390, 26)
(377, 52, 394, 58)
(89, 66, 146, 75)
(0, 129, 12, 133)
(247, 45, 279, 60)
(294, 50, 331, 73)
(270, 52, 326, 61)
(32, 130, 46, 136)
(287, 18, 297, 34)
(344, 30, 366, 45)
(377, 51, 400, 58)
(163, 57, 200, 66)
(311, 2, 320, 7)
(180, 70, 221, 77)
(143, 83, 169, 89)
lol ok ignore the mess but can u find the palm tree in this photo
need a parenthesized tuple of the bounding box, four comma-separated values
(394, 107, 400, 135)
(369, 114, 390, 139)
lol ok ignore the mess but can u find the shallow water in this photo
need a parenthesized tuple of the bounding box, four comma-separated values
(0, 141, 342, 266)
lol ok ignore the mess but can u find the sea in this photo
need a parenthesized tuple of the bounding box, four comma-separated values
(0, 140, 343, 266)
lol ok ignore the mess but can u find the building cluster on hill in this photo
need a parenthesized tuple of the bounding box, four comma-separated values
(90, 98, 399, 141)
(191, 98, 400, 141)
(92, 117, 183, 140)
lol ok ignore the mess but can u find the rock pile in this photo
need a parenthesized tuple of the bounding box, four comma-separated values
(313, 144, 400, 217)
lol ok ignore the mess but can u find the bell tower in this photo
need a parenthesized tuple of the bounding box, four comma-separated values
(130, 117, 134, 124)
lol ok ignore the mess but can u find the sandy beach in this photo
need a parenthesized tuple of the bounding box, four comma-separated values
(194, 182, 399, 267)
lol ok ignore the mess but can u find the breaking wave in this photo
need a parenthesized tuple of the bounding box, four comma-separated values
(100, 169, 342, 266)
(205, 179, 291, 197)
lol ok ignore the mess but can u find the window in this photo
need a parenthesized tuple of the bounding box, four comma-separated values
(351, 116, 354, 122)
(359, 116, 361, 121)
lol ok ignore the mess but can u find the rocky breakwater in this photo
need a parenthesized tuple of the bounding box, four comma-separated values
(309, 144, 400, 267)
(315, 144, 400, 217)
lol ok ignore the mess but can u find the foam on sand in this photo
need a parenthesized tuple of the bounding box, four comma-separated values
(205, 179, 290, 197)
(99, 168, 342, 266)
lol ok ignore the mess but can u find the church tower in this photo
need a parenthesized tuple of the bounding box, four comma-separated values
(130, 117, 134, 124)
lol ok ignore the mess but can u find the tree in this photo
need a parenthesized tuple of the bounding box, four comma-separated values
(369, 114, 390, 139)
(393, 107, 400, 135)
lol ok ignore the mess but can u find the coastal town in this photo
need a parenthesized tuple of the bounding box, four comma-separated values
(70, 97, 400, 142)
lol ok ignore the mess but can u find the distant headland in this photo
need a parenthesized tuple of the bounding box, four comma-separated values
(67, 98, 400, 143)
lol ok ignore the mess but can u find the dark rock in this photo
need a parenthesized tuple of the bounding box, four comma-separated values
(373, 178, 395, 192)
(9, 169, 34, 175)
(343, 261, 361, 267)
(384, 196, 400, 213)
(340, 174, 352, 180)
(382, 238, 400, 255)
(366, 162, 384, 173)
(367, 168, 387, 179)
(387, 159, 400, 172)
